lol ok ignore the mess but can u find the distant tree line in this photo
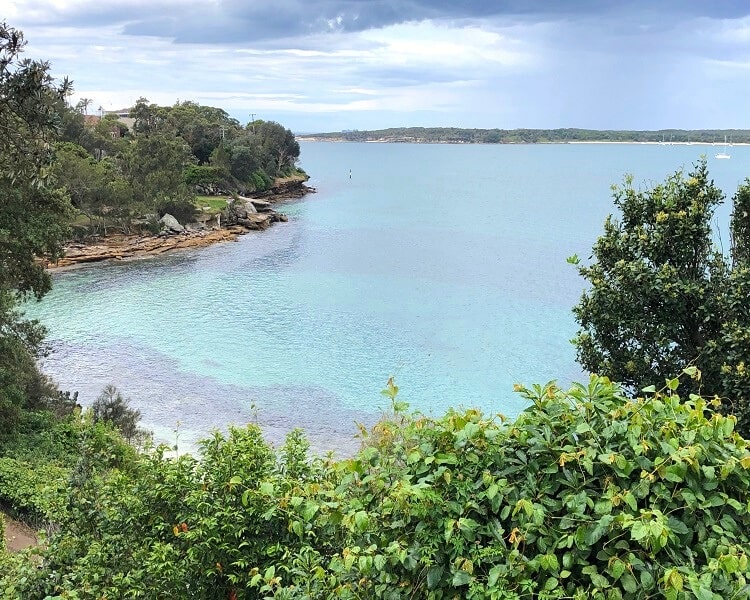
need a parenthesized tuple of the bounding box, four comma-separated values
(307, 127, 750, 145)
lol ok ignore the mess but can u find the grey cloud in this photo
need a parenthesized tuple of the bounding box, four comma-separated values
(17, 0, 750, 45)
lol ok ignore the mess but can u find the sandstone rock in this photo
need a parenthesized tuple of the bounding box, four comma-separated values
(237, 213, 273, 230)
(159, 213, 184, 233)
(250, 199, 272, 212)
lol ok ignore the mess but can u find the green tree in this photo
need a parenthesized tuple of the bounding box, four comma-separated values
(162, 100, 241, 164)
(573, 159, 724, 393)
(0, 291, 53, 429)
(227, 140, 262, 183)
(254, 120, 300, 175)
(573, 159, 750, 434)
(91, 385, 148, 444)
(52, 142, 111, 233)
(0, 22, 71, 295)
(117, 132, 195, 228)
(730, 179, 750, 266)
(0, 21, 72, 428)
(129, 96, 161, 136)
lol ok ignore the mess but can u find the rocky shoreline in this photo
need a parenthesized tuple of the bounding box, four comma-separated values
(49, 179, 315, 270)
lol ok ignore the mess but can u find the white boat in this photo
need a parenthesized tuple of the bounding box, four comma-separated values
(715, 136, 730, 159)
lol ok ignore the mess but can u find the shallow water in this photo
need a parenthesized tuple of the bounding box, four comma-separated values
(26, 142, 747, 454)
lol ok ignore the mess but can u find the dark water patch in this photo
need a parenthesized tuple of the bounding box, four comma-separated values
(40, 339, 376, 456)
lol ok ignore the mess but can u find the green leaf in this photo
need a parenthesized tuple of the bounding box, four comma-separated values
(682, 366, 699, 378)
(691, 585, 717, 600)
(631, 521, 648, 542)
(681, 489, 696, 506)
(622, 491, 638, 511)
(642, 385, 657, 393)
(259, 481, 274, 496)
(488, 565, 502, 588)
(374, 554, 386, 571)
(427, 566, 444, 589)
(664, 465, 684, 483)
(435, 453, 458, 465)
(291, 520, 303, 537)
(302, 501, 319, 521)
(667, 516, 689, 535)
(354, 510, 369, 532)
(609, 559, 625, 581)
(587, 515, 613, 545)
(640, 570, 655, 589)
(452, 570, 472, 587)
(590, 573, 610, 589)
(621, 573, 638, 593)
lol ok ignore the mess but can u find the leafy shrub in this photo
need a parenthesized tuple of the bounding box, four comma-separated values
(184, 164, 227, 186)
(261, 374, 750, 599)
(155, 194, 198, 224)
(0, 410, 80, 467)
(251, 169, 273, 192)
(0, 408, 138, 526)
(0, 457, 69, 523)
(3, 376, 749, 599)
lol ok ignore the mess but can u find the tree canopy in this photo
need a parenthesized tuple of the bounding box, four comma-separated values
(52, 96, 303, 235)
(573, 158, 750, 435)
(0, 22, 72, 429)
(0, 21, 71, 298)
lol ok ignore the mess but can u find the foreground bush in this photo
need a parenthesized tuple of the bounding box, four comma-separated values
(2, 375, 749, 599)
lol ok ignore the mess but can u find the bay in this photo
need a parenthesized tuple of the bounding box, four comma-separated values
(25, 142, 747, 454)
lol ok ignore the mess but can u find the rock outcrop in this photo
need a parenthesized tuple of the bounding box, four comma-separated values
(49, 175, 312, 270)
(159, 213, 184, 233)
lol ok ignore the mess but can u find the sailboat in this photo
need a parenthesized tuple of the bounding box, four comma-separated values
(715, 135, 731, 159)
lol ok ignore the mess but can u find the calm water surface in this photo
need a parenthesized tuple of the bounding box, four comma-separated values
(26, 143, 749, 454)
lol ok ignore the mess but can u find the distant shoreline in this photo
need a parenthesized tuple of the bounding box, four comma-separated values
(298, 137, 748, 146)
(297, 127, 749, 145)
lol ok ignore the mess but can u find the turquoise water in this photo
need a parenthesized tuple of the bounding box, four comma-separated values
(26, 143, 748, 453)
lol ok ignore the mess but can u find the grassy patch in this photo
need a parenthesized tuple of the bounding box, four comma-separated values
(195, 196, 229, 214)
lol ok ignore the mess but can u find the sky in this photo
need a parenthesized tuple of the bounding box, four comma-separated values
(5, 1, 750, 132)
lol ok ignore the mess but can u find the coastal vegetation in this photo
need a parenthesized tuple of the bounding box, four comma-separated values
(300, 127, 750, 145)
(571, 159, 750, 437)
(1, 19, 750, 600)
(2, 377, 749, 599)
(56, 96, 302, 238)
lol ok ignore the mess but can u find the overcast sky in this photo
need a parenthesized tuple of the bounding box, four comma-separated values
(6, 1, 750, 132)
